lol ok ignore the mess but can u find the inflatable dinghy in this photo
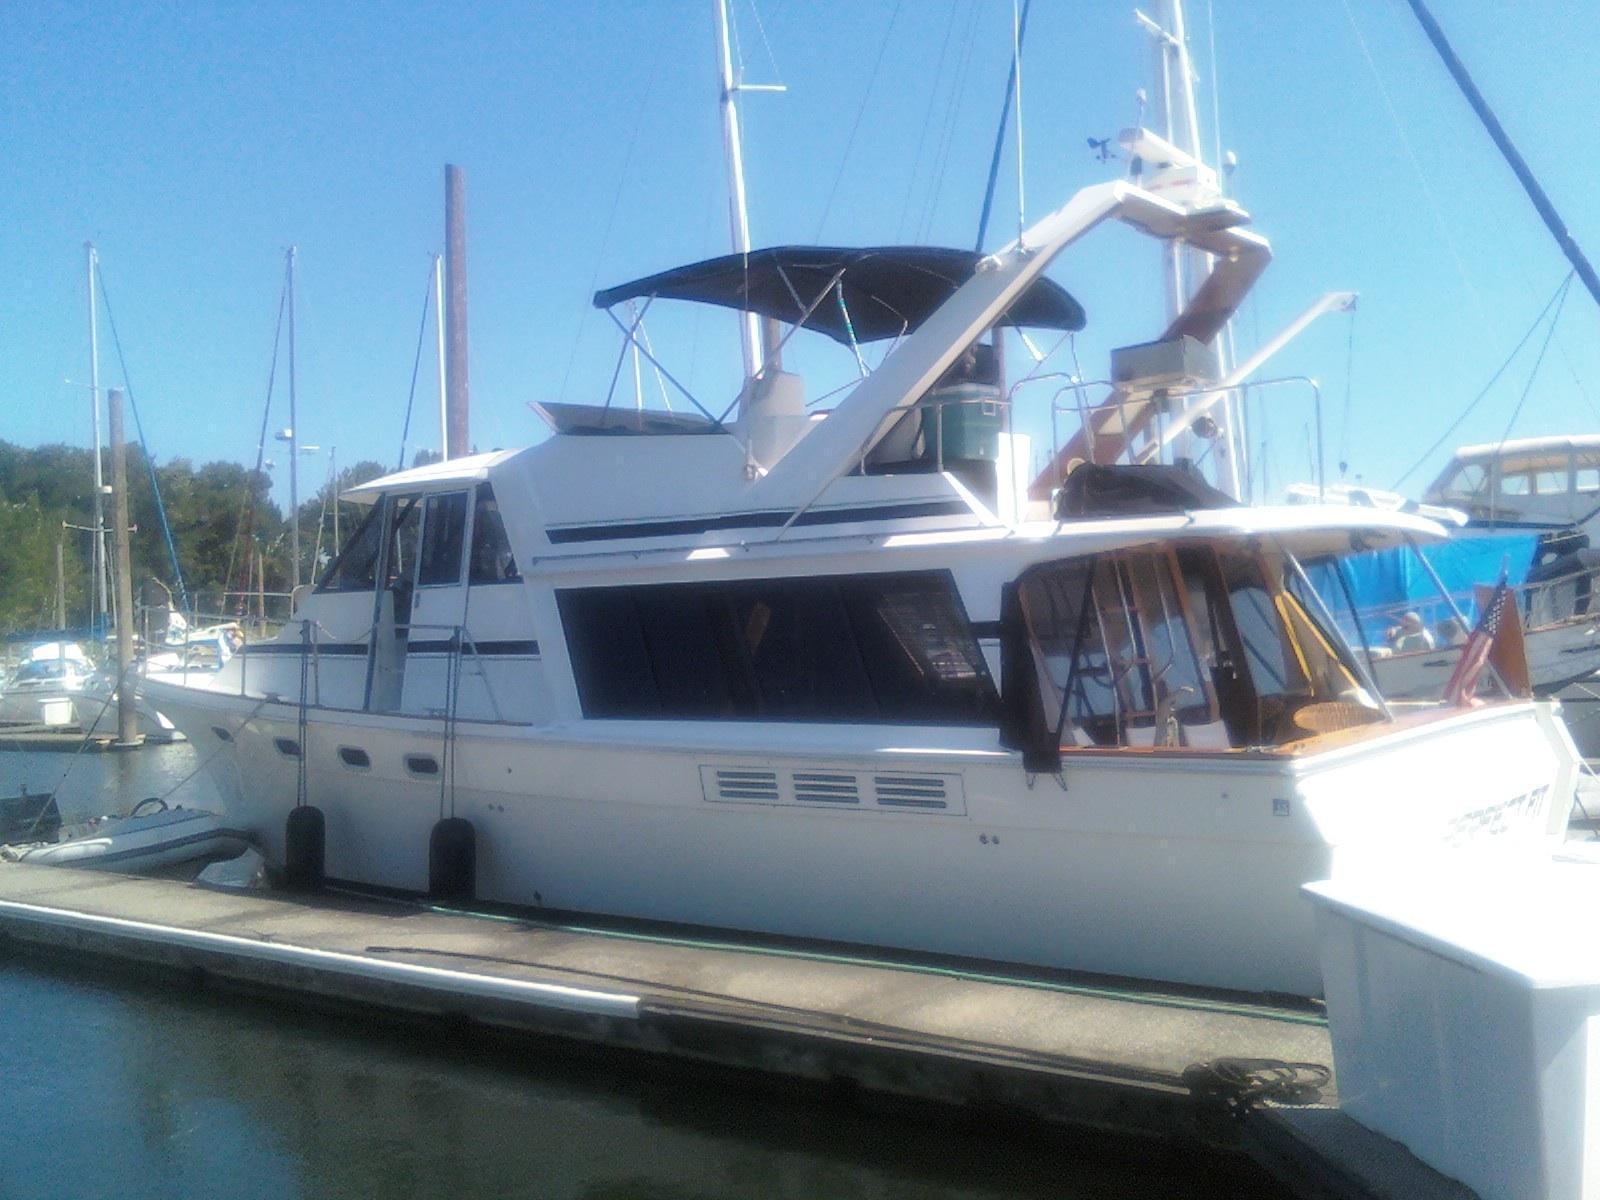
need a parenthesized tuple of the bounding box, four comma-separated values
(2, 800, 248, 872)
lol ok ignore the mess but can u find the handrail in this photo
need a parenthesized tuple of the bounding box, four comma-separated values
(233, 618, 508, 723)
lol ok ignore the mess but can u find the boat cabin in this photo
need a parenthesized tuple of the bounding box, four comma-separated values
(1425, 434, 1600, 530)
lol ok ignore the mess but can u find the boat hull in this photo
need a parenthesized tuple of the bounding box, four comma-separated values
(144, 677, 1576, 997)
(1371, 618, 1600, 700)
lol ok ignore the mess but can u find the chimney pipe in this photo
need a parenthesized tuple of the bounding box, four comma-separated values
(444, 164, 471, 459)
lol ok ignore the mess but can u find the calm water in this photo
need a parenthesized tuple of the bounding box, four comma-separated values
(0, 745, 1287, 1200)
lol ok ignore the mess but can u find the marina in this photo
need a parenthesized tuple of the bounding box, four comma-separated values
(10, 0, 1600, 1197)
(0, 846, 1454, 1200)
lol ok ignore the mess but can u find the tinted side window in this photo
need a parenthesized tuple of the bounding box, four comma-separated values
(843, 577, 998, 723)
(557, 590, 660, 717)
(635, 588, 743, 717)
(317, 503, 383, 592)
(417, 492, 468, 586)
(469, 484, 520, 583)
(557, 572, 995, 724)
(734, 581, 876, 720)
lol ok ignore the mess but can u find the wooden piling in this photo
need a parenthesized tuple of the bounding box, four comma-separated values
(107, 387, 138, 747)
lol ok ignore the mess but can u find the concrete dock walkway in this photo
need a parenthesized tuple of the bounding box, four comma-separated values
(0, 861, 1473, 1200)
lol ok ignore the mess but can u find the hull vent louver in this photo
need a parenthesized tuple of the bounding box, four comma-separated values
(711, 768, 780, 803)
(873, 774, 949, 810)
(792, 772, 860, 804)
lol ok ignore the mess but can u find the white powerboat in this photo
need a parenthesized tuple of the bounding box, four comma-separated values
(1, 641, 182, 742)
(140, 150, 1578, 997)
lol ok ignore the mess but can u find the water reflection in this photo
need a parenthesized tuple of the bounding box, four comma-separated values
(0, 958, 1283, 1200)
(0, 740, 220, 823)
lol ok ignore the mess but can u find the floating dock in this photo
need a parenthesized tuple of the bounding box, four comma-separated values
(0, 723, 128, 751)
(0, 861, 1475, 1200)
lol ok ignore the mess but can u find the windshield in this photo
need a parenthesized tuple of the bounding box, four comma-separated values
(1017, 542, 1377, 750)
(14, 660, 74, 682)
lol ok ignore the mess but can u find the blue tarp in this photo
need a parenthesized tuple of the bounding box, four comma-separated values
(1308, 532, 1539, 647)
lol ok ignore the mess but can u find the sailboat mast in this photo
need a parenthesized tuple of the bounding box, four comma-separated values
(287, 245, 301, 590)
(715, 0, 761, 386)
(1145, 0, 1242, 498)
(84, 242, 108, 630)
(714, 0, 786, 400)
(433, 253, 447, 459)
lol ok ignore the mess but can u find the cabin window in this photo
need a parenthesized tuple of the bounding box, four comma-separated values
(1018, 551, 1218, 746)
(1533, 470, 1568, 496)
(1217, 554, 1303, 697)
(385, 497, 422, 585)
(557, 571, 996, 724)
(560, 589, 661, 716)
(637, 588, 747, 717)
(1499, 471, 1535, 497)
(469, 484, 520, 583)
(733, 582, 876, 720)
(1281, 567, 1367, 698)
(417, 492, 469, 586)
(317, 503, 383, 592)
(1436, 462, 1487, 502)
(1577, 466, 1600, 494)
(1015, 546, 1375, 750)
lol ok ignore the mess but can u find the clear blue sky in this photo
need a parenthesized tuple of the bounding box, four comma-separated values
(5, 0, 1597, 508)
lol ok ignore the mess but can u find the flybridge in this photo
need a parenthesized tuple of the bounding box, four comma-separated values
(344, 174, 1275, 545)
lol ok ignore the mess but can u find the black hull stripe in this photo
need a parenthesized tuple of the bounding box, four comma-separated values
(248, 640, 540, 657)
(544, 500, 974, 544)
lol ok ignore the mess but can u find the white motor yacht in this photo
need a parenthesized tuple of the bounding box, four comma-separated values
(3, 642, 180, 742)
(141, 169, 1579, 998)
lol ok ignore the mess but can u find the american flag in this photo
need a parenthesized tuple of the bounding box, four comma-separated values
(1442, 569, 1510, 706)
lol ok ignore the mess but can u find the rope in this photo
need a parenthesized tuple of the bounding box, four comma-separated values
(1339, 0, 1496, 335)
(1391, 271, 1573, 489)
(43, 664, 129, 801)
(396, 262, 437, 471)
(895, 0, 959, 241)
(556, 47, 661, 406)
(973, 0, 1032, 252)
(1491, 273, 1574, 463)
(1182, 1057, 1332, 1116)
(813, 0, 903, 238)
(917, 5, 983, 242)
(226, 268, 289, 616)
(94, 262, 190, 613)
(294, 621, 310, 809)
(149, 694, 273, 807)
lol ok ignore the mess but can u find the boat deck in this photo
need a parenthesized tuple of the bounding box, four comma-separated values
(0, 861, 1474, 1200)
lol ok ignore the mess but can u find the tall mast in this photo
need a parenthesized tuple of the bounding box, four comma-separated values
(287, 245, 301, 590)
(715, 0, 761, 385)
(84, 242, 108, 630)
(444, 164, 471, 458)
(1140, 0, 1242, 498)
(714, 0, 785, 406)
(433, 253, 447, 459)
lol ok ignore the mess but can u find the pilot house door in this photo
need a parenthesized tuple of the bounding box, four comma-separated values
(398, 490, 472, 714)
